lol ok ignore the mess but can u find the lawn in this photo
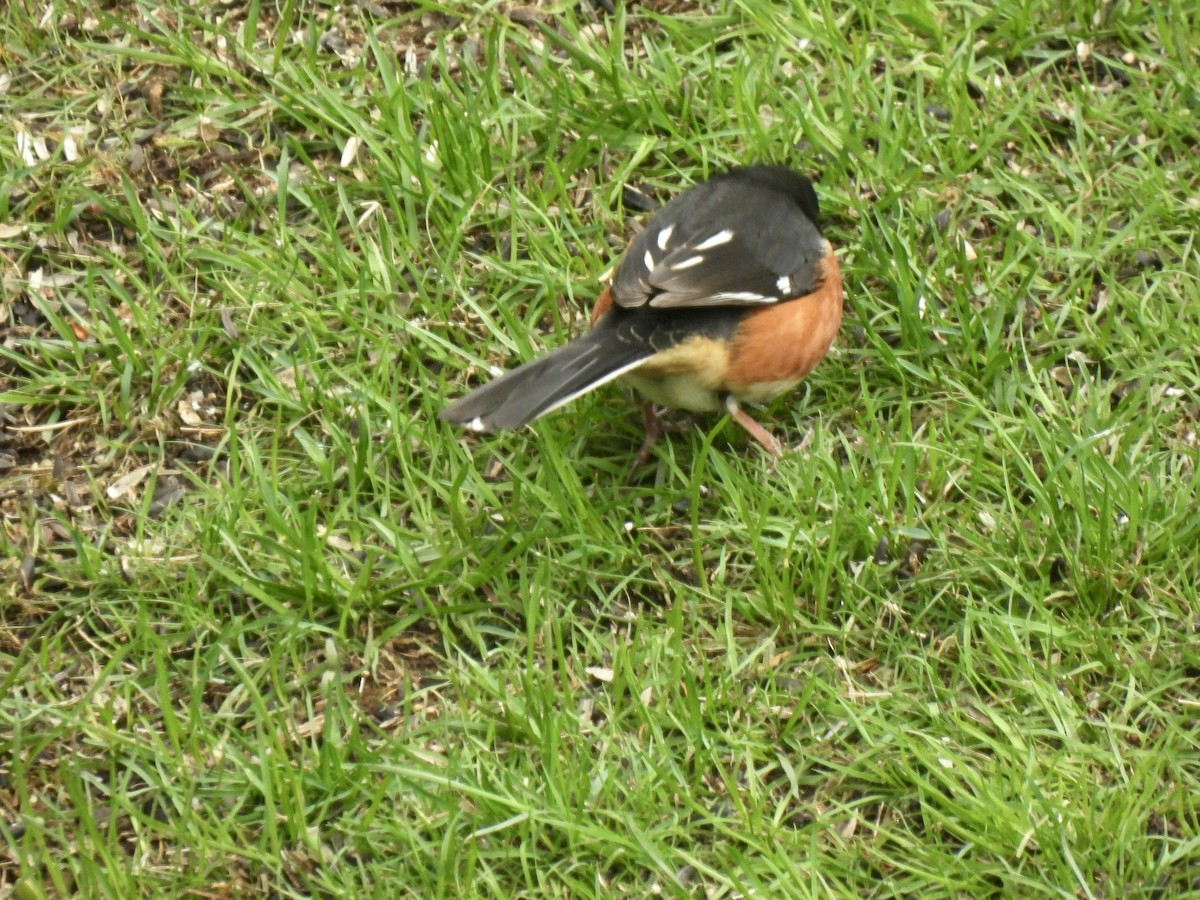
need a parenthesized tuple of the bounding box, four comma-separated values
(2, 0, 1198, 896)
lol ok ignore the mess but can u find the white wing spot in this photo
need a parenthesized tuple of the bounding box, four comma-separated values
(776, 275, 792, 294)
(656, 225, 674, 250)
(710, 291, 769, 302)
(468, 417, 486, 432)
(643, 250, 655, 272)
(671, 255, 705, 270)
(693, 229, 734, 250)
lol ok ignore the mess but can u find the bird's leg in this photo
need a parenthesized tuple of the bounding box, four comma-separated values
(628, 402, 666, 475)
(724, 395, 783, 459)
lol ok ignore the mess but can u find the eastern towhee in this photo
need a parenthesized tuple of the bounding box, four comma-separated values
(439, 165, 843, 464)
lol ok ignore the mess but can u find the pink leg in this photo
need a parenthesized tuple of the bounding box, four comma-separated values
(725, 396, 783, 459)
(629, 402, 665, 475)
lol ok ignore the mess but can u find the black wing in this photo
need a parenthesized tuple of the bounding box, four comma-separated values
(610, 166, 827, 310)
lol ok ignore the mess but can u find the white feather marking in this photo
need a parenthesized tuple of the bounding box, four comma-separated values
(468, 417, 487, 432)
(657, 225, 674, 250)
(671, 255, 705, 270)
(708, 291, 770, 302)
(776, 275, 792, 294)
(643, 250, 655, 271)
(693, 229, 734, 250)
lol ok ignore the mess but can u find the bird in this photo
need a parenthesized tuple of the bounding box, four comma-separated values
(438, 164, 843, 466)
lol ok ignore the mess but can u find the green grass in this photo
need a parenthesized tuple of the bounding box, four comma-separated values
(2, 0, 1199, 896)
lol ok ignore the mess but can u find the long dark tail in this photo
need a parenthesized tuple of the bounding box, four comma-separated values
(438, 325, 652, 431)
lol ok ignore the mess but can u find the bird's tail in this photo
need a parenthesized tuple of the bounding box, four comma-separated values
(438, 324, 651, 432)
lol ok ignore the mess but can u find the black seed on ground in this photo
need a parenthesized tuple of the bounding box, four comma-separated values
(621, 185, 659, 213)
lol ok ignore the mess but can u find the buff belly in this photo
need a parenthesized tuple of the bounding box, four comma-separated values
(619, 336, 726, 411)
(620, 335, 802, 412)
(623, 371, 721, 411)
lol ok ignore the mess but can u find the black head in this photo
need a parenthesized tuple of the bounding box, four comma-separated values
(725, 165, 821, 227)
